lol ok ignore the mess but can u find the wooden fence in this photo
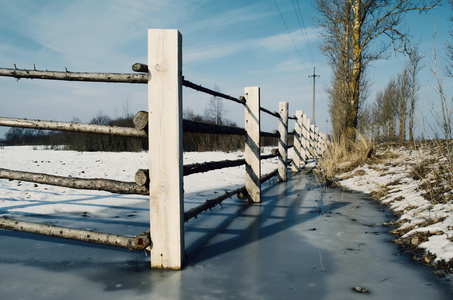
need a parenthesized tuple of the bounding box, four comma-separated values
(0, 29, 326, 270)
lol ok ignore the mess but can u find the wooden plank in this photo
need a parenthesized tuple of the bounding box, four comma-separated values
(278, 102, 288, 182)
(244, 87, 261, 203)
(148, 29, 184, 269)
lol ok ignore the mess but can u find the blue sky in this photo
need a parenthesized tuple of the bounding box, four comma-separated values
(0, 0, 451, 139)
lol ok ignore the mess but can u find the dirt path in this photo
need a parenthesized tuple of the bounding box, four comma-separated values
(0, 172, 452, 299)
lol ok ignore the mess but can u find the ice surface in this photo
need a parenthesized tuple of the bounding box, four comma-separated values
(0, 147, 452, 299)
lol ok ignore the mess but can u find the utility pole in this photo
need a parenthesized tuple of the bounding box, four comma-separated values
(308, 67, 320, 125)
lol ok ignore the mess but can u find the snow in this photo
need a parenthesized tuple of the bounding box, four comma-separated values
(335, 144, 453, 266)
(0, 146, 279, 217)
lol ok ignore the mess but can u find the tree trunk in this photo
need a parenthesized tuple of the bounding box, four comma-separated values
(349, 0, 362, 142)
(377, 103, 381, 142)
(409, 89, 415, 141)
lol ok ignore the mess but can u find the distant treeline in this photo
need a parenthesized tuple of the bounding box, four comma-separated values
(2, 112, 277, 152)
(2, 114, 147, 152)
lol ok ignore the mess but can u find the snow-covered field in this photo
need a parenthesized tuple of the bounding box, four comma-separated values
(0, 146, 280, 218)
(334, 143, 453, 271)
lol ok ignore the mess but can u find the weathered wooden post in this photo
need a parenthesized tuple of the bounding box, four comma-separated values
(278, 102, 288, 182)
(148, 29, 184, 269)
(309, 124, 315, 158)
(301, 114, 309, 162)
(314, 127, 320, 157)
(244, 87, 261, 203)
(292, 110, 303, 172)
(320, 132, 326, 154)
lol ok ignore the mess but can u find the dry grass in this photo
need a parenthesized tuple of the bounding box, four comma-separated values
(408, 140, 453, 206)
(318, 137, 453, 272)
(317, 131, 374, 182)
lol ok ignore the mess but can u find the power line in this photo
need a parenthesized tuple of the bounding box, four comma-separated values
(273, 0, 306, 68)
(293, 0, 316, 64)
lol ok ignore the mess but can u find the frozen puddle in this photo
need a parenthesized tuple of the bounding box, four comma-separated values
(1, 172, 452, 299)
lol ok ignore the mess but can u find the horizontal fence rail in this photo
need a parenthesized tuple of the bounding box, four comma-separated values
(260, 106, 279, 118)
(182, 79, 246, 105)
(0, 67, 147, 84)
(132, 63, 246, 105)
(0, 217, 150, 250)
(183, 163, 287, 222)
(0, 117, 147, 138)
(0, 168, 149, 195)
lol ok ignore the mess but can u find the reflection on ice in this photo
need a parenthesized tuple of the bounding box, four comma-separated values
(1, 172, 452, 299)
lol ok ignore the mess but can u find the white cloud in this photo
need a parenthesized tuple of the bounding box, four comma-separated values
(184, 27, 320, 67)
(4, 0, 194, 71)
(183, 5, 272, 36)
(184, 43, 245, 64)
(258, 27, 320, 52)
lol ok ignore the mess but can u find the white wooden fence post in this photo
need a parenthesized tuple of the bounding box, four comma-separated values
(244, 87, 261, 203)
(320, 133, 326, 154)
(278, 102, 288, 182)
(309, 124, 315, 158)
(315, 127, 320, 157)
(302, 114, 309, 162)
(148, 29, 184, 269)
(292, 110, 303, 172)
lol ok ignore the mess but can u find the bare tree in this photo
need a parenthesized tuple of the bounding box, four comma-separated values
(317, 0, 354, 140)
(358, 103, 373, 137)
(406, 44, 423, 141)
(447, 0, 453, 77)
(316, 0, 441, 142)
(397, 68, 410, 142)
(373, 90, 384, 142)
(426, 20, 452, 140)
(378, 77, 399, 142)
(204, 84, 226, 125)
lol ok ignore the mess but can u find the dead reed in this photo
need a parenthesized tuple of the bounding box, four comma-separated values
(317, 131, 374, 181)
